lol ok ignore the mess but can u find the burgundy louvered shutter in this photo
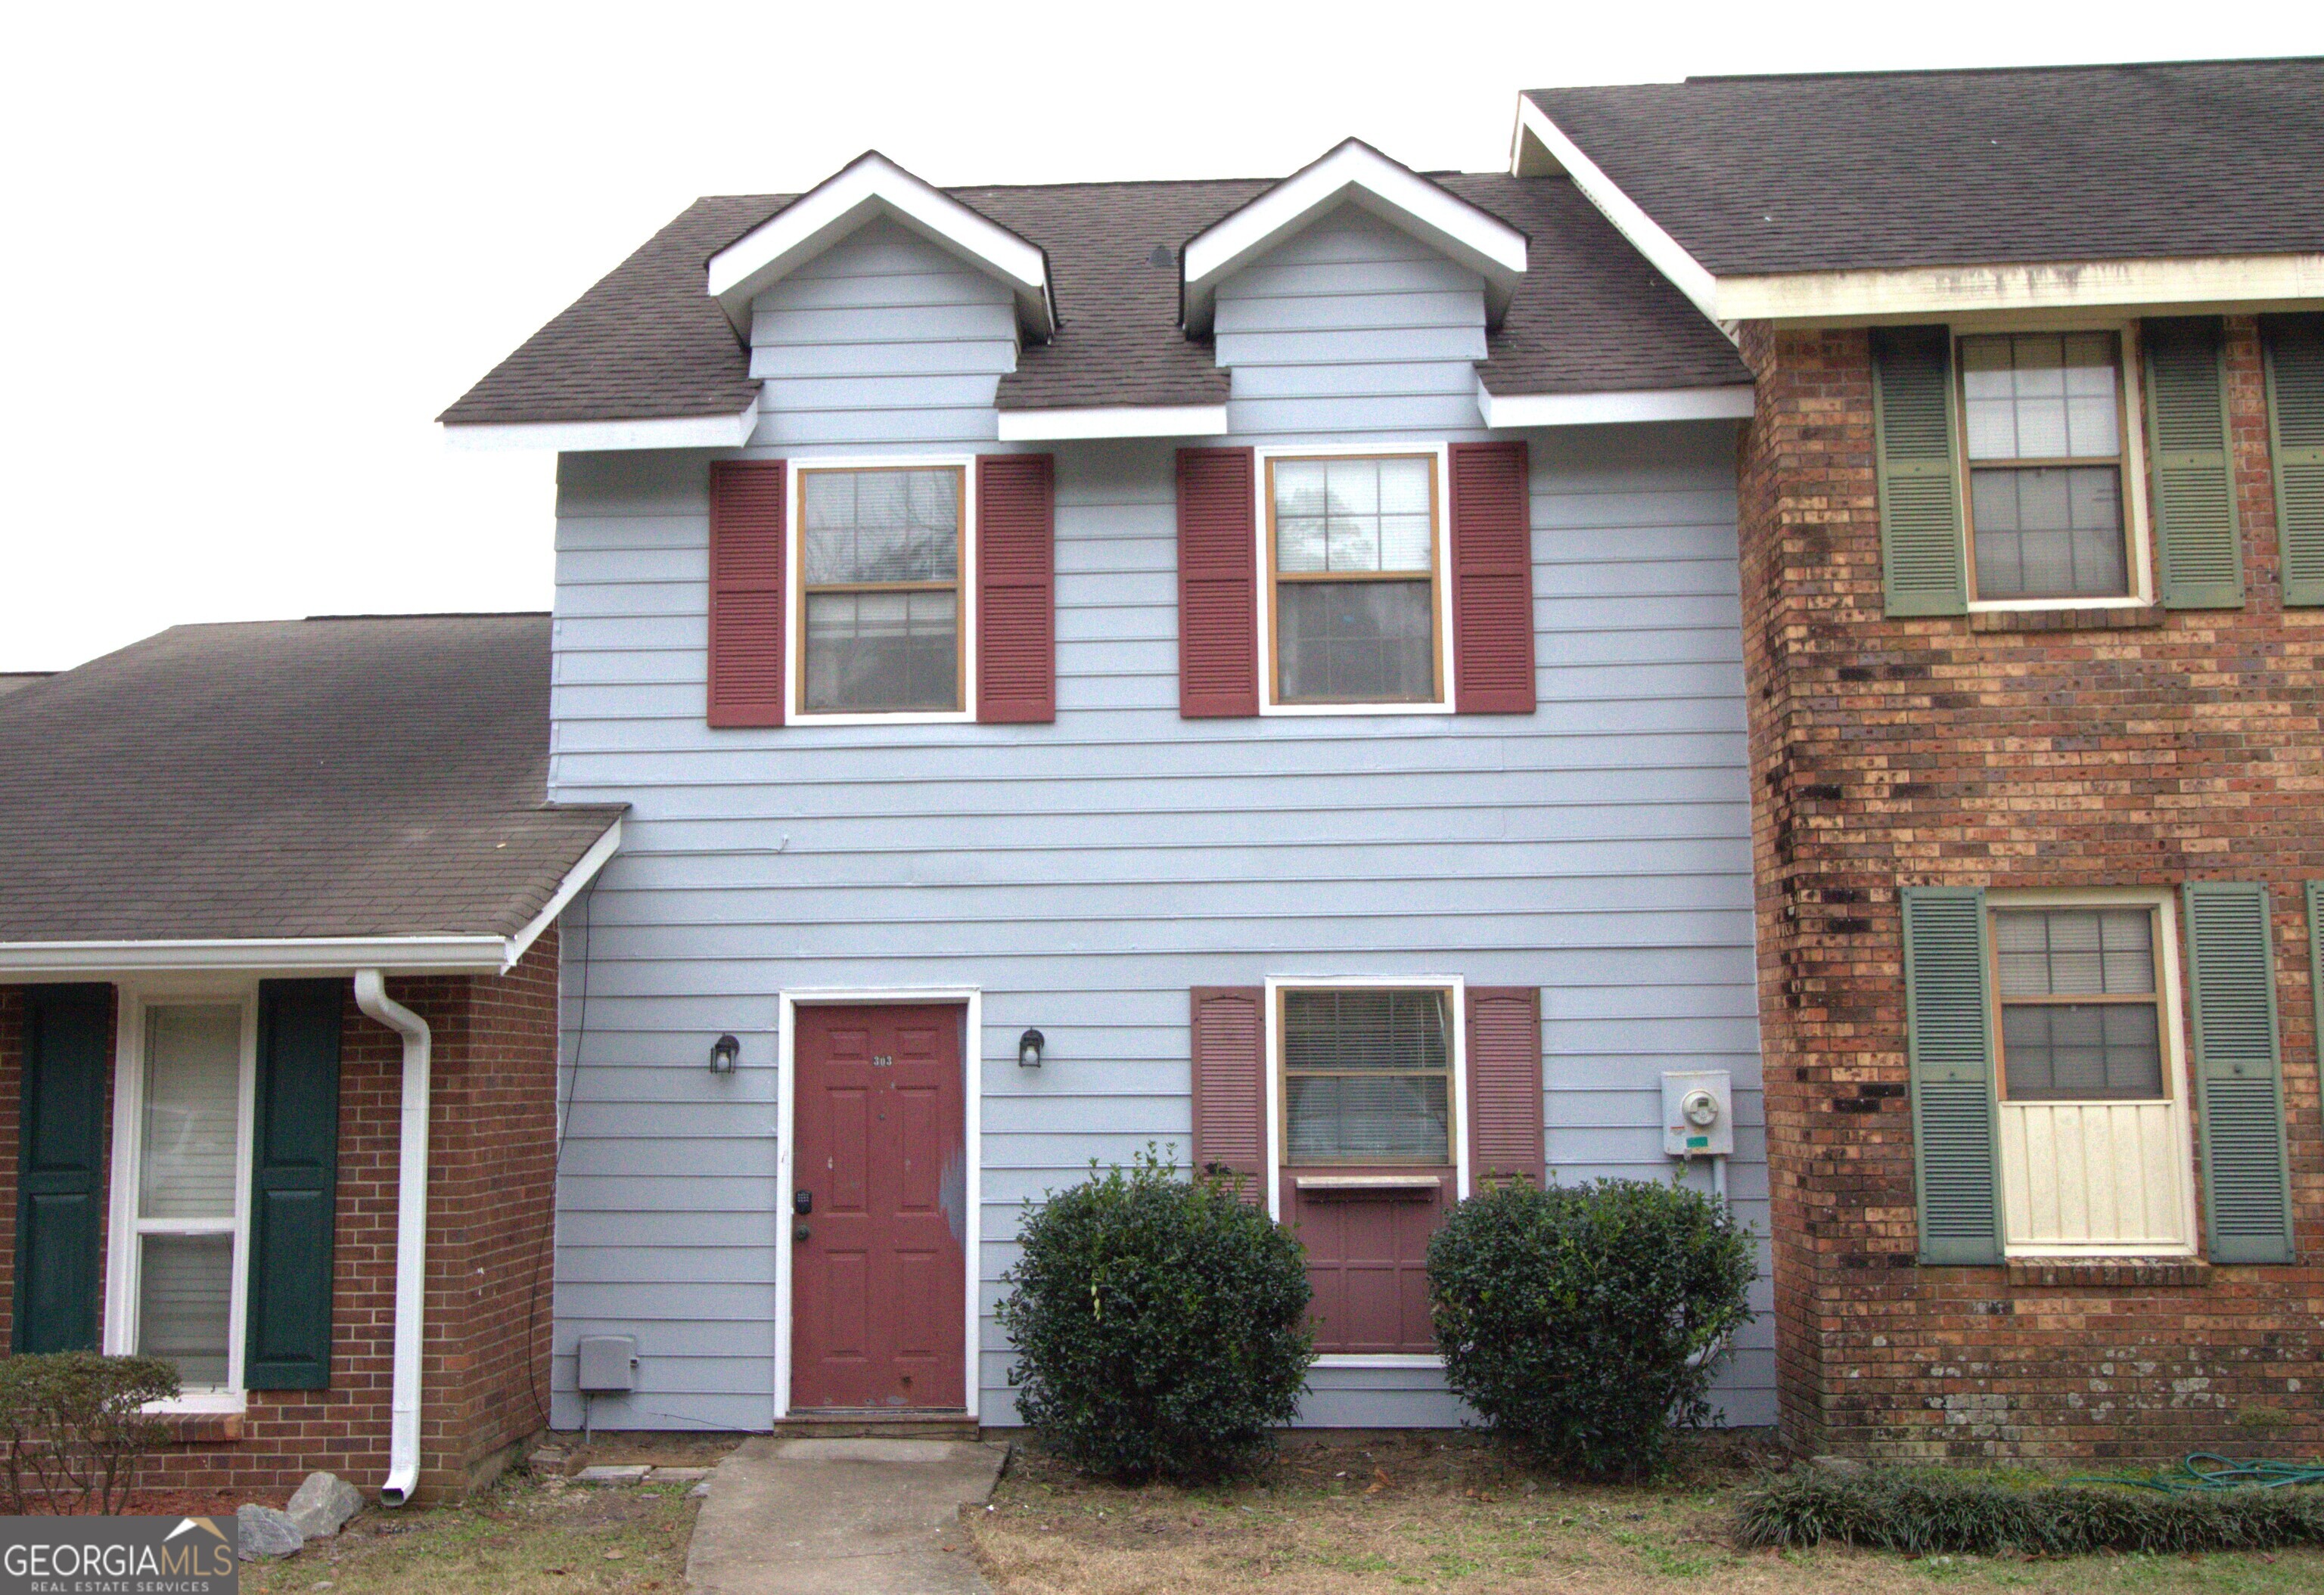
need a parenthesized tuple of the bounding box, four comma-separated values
(1190, 986, 1266, 1202)
(975, 453, 1056, 722)
(1176, 447, 1260, 718)
(707, 460, 786, 728)
(1447, 441, 1536, 714)
(1465, 986, 1543, 1187)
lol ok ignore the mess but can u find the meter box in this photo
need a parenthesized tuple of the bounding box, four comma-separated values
(576, 1334, 639, 1393)
(1661, 1070, 1734, 1158)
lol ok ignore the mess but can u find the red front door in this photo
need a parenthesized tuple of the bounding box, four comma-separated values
(791, 1004, 968, 1410)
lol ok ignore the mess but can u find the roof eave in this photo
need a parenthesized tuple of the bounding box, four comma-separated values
(440, 403, 760, 454)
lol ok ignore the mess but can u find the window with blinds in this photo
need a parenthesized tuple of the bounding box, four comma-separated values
(136, 1004, 244, 1389)
(1281, 988, 1452, 1164)
(1269, 455, 1443, 705)
(799, 467, 965, 713)
(1959, 333, 2134, 600)
(1993, 908, 2164, 1100)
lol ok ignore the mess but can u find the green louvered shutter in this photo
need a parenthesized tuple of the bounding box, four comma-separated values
(2144, 318, 2244, 609)
(12, 985, 110, 1353)
(2181, 883, 2294, 1265)
(1872, 327, 1968, 616)
(1902, 887, 2002, 1264)
(2262, 315, 2324, 607)
(244, 979, 343, 1389)
(2310, 883, 2324, 1075)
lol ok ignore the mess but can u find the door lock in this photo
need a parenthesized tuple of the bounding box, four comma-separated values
(794, 1223, 811, 1243)
(794, 1189, 813, 1215)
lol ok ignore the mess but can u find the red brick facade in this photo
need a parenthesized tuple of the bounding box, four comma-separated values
(0, 929, 560, 1501)
(1738, 315, 2324, 1460)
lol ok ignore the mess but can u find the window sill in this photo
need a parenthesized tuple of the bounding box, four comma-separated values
(1969, 605, 2165, 634)
(2006, 1256, 2211, 1289)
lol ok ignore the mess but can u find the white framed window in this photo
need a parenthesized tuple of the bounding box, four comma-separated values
(787, 455, 978, 724)
(103, 982, 257, 1410)
(1988, 890, 2197, 1255)
(1955, 321, 2156, 613)
(1260, 975, 1470, 1220)
(1254, 443, 1455, 716)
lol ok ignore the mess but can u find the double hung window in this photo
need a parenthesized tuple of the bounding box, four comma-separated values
(1959, 333, 2134, 601)
(1266, 454, 1443, 706)
(116, 997, 252, 1395)
(1280, 987, 1453, 1166)
(798, 466, 965, 714)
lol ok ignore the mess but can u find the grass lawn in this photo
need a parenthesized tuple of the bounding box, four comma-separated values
(967, 1433, 2324, 1595)
(236, 1434, 733, 1595)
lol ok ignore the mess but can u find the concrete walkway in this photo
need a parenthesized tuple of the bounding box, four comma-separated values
(687, 1437, 1011, 1595)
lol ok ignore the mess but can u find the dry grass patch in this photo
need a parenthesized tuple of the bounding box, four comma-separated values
(968, 1433, 2324, 1595)
(239, 1472, 706, 1595)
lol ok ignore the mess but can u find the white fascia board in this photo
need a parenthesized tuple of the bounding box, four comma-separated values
(502, 818, 623, 971)
(1513, 97, 1721, 324)
(994, 404, 1229, 442)
(1722, 253, 2324, 323)
(1477, 378, 1755, 428)
(443, 404, 759, 454)
(0, 936, 510, 979)
(708, 151, 1055, 340)
(1182, 139, 1528, 335)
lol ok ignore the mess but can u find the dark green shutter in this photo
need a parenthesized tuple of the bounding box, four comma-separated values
(2181, 883, 2294, 1265)
(244, 979, 343, 1389)
(2262, 314, 2324, 607)
(2144, 318, 2244, 609)
(1902, 886, 2002, 1264)
(2310, 883, 2324, 1076)
(11, 985, 110, 1353)
(1872, 327, 1968, 616)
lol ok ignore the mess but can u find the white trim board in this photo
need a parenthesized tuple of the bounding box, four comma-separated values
(1477, 380, 1754, 429)
(709, 152, 1054, 340)
(1509, 98, 1720, 325)
(442, 405, 759, 455)
(0, 818, 621, 979)
(772, 987, 983, 1424)
(995, 404, 1229, 442)
(1182, 139, 1528, 337)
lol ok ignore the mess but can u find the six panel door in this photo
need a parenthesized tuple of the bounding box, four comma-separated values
(790, 1004, 968, 1410)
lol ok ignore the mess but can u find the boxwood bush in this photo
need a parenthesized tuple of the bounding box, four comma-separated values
(1428, 1178, 1753, 1479)
(0, 1351, 179, 1514)
(997, 1148, 1313, 1481)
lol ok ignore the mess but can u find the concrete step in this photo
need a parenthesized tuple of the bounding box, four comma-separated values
(774, 1410, 980, 1442)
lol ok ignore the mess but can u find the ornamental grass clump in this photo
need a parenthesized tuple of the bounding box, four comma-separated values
(997, 1148, 1314, 1482)
(1736, 1466, 2324, 1555)
(1428, 1178, 1754, 1480)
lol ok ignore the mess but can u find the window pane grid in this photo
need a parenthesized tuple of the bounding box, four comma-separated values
(1269, 455, 1440, 706)
(799, 467, 963, 712)
(1283, 989, 1452, 1165)
(1993, 908, 2168, 1102)
(1959, 333, 2133, 602)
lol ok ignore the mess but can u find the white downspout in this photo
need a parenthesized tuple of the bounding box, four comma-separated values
(354, 970, 430, 1507)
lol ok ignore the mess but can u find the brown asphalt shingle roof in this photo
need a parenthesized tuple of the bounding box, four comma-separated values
(0, 616, 623, 945)
(1526, 57, 2324, 279)
(440, 171, 1745, 427)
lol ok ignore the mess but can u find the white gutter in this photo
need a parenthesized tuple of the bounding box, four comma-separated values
(355, 970, 431, 1507)
(1476, 379, 1756, 429)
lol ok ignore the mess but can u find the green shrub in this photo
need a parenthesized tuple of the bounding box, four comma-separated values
(1737, 1467, 2324, 1554)
(997, 1147, 1314, 1481)
(0, 1351, 180, 1514)
(1427, 1177, 1753, 1479)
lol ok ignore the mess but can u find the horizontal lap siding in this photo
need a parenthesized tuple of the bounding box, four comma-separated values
(546, 210, 1767, 1432)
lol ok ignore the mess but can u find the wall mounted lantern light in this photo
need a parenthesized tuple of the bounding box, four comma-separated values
(710, 1034, 741, 1074)
(1018, 1029, 1045, 1069)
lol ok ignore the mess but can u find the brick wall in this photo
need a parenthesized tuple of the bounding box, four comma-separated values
(0, 929, 560, 1502)
(1737, 316, 2324, 1461)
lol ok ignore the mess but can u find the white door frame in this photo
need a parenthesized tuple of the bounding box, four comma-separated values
(773, 988, 983, 1423)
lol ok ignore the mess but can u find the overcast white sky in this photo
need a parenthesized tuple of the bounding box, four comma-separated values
(3, 1, 2316, 671)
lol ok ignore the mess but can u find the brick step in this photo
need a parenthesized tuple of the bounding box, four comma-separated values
(775, 1410, 980, 1441)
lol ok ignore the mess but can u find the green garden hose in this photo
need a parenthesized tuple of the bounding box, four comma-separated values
(2071, 1453, 2324, 1494)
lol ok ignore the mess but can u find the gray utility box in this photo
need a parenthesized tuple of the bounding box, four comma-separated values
(1661, 1070, 1735, 1158)
(576, 1334, 639, 1393)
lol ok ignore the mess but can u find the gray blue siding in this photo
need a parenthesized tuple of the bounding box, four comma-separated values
(547, 200, 1769, 1432)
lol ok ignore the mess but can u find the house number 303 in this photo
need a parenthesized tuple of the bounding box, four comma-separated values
(871, 1054, 895, 1068)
